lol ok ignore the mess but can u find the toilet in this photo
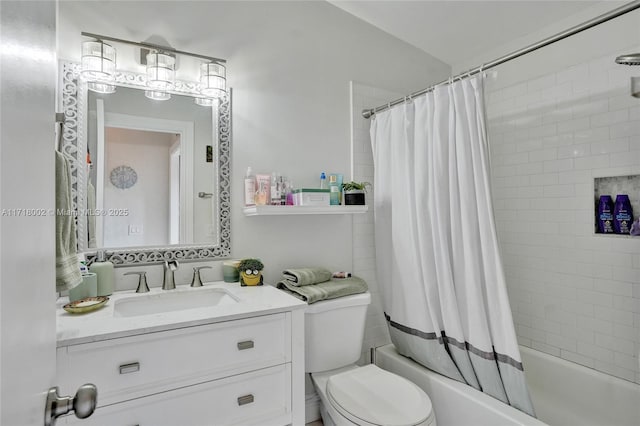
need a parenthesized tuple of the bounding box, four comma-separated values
(306, 292, 436, 426)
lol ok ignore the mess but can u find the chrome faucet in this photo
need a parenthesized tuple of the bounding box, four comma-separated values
(191, 266, 212, 287)
(124, 271, 150, 293)
(163, 260, 179, 290)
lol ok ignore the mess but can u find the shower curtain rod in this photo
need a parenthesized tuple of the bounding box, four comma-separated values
(362, 0, 640, 119)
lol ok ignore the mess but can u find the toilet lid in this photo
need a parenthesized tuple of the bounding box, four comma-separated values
(326, 365, 433, 426)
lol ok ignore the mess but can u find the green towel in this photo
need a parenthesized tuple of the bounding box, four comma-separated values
(56, 151, 82, 292)
(282, 267, 332, 286)
(277, 276, 368, 304)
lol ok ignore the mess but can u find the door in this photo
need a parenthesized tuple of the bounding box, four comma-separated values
(0, 2, 58, 425)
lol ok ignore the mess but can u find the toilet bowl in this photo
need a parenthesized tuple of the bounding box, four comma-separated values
(305, 292, 436, 426)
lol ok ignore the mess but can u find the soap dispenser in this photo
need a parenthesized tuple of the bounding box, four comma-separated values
(90, 251, 114, 296)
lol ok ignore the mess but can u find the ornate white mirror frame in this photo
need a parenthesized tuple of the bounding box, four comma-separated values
(58, 61, 231, 265)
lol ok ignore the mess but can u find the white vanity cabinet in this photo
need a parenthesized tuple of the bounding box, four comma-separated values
(56, 283, 306, 426)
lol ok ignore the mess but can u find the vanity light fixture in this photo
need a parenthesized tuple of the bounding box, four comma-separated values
(144, 90, 171, 101)
(81, 40, 116, 93)
(80, 32, 227, 100)
(200, 62, 226, 99)
(146, 51, 176, 91)
(87, 82, 116, 94)
(194, 97, 216, 107)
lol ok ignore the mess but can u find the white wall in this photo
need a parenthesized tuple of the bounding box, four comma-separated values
(103, 128, 172, 247)
(483, 9, 640, 383)
(57, 1, 450, 287)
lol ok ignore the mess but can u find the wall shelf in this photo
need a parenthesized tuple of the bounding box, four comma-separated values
(242, 205, 368, 216)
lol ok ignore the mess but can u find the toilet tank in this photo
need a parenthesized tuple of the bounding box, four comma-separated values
(305, 292, 371, 373)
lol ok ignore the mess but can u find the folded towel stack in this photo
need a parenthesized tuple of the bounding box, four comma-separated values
(277, 267, 367, 304)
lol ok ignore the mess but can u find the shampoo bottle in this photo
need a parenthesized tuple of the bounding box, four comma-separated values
(90, 250, 114, 296)
(613, 194, 633, 234)
(244, 167, 256, 207)
(597, 195, 614, 234)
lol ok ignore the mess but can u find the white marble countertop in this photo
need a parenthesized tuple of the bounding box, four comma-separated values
(57, 281, 307, 347)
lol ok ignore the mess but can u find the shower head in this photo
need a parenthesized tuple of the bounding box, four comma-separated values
(615, 53, 640, 65)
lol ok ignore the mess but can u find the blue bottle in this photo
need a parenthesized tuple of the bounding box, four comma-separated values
(613, 194, 633, 234)
(597, 195, 614, 234)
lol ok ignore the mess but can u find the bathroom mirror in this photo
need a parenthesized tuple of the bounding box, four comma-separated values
(59, 61, 230, 265)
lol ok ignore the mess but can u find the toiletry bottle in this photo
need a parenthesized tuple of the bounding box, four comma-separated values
(270, 172, 281, 205)
(597, 195, 615, 233)
(328, 173, 343, 205)
(613, 194, 633, 234)
(320, 172, 327, 189)
(286, 180, 294, 205)
(244, 167, 256, 207)
(90, 250, 114, 296)
(279, 176, 286, 205)
(255, 174, 271, 205)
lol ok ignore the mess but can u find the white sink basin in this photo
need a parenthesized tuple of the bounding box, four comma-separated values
(113, 288, 238, 317)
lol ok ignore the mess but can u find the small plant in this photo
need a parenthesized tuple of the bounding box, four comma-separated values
(342, 181, 371, 192)
(237, 258, 264, 272)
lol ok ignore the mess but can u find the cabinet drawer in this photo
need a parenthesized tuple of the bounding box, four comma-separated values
(63, 364, 291, 426)
(57, 313, 289, 407)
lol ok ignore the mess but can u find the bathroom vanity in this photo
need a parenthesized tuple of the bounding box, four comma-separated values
(56, 282, 306, 425)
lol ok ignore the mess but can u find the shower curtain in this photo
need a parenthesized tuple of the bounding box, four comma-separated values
(370, 74, 535, 416)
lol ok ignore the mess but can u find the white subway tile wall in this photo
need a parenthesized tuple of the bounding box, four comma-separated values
(487, 45, 640, 384)
(350, 82, 401, 363)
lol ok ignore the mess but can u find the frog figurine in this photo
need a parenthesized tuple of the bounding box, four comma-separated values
(238, 258, 264, 286)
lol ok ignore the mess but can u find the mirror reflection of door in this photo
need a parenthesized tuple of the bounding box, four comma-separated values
(89, 96, 195, 248)
(98, 127, 179, 248)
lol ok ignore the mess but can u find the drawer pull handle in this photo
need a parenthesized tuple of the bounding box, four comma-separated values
(237, 340, 254, 350)
(237, 394, 254, 406)
(119, 362, 140, 375)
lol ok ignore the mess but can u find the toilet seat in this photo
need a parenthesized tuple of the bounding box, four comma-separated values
(326, 364, 434, 426)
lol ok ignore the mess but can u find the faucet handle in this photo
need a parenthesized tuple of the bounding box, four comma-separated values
(124, 271, 150, 293)
(191, 266, 213, 287)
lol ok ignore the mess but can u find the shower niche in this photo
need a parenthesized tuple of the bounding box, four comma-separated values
(594, 174, 640, 236)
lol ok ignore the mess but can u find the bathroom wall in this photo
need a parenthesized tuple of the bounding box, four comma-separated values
(57, 1, 450, 287)
(481, 10, 640, 383)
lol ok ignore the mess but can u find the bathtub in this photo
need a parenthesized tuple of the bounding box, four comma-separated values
(375, 344, 640, 426)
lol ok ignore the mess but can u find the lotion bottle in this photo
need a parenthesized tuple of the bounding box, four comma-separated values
(90, 250, 114, 296)
(244, 166, 256, 207)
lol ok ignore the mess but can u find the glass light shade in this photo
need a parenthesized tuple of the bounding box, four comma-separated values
(146, 51, 175, 90)
(200, 62, 226, 98)
(195, 97, 216, 107)
(144, 90, 171, 101)
(81, 41, 116, 82)
(632, 77, 640, 98)
(87, 82, 116, 94)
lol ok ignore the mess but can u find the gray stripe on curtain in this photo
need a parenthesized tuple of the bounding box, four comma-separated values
(384, 312, 524, 371)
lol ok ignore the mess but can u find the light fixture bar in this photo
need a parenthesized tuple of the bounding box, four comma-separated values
(81, 32, 226, 64)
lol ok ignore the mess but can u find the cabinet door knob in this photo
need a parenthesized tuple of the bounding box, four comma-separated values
(237, 394, 254, 406)
(119, 362, 140, 374)
(237, 340, 254, 350)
